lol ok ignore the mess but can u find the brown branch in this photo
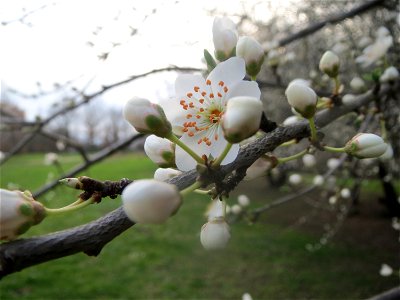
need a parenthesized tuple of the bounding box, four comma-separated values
(277, 0, 386, 47)
(0, 83, 395, 278)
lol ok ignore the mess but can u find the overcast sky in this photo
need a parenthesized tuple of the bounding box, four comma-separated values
(0, 0, 286, 120)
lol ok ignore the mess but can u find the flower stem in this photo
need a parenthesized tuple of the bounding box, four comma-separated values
(308, 117, 318, 142)
(180, 181, 203, 197)
(194, 189, 211, 195)
(251, 75, 257, 81)
(213, 142, 233, 167)
(324, 146, 346, 153)
(279, 139, 296, 147)
(44, 199, 94, 215)
(380, 117, 387, 140)
(277, 149, 308, 164)
(167, 134, 204, 164)
(333, 76, 340, 95)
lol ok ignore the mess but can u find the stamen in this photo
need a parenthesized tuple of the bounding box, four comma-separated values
(201, 91, 207, 97)
(199, 99, 204, 104)
(194, 86, 200, 92)
(218, 81, 224, 86)
(206, 80, 211, 85)
(187, 93, 193, 98)
(189, 102, 194, 108)
(196, 115, 201, 119)
(217, 92, 222, 98)
(199, 108, 204, 112)
(223, 86, 228, 93)
(188, 131, 194, 137)
(198, 139, 202, 144)
(209, 93, 214, 98)
(214, 134, 218, 141)
(186, 114, 192, 119)
(206, 140, 212, 146)
(180, 100, 186, 105)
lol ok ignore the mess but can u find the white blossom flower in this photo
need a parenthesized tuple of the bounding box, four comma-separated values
(144, 135, 175, 168)
(344, 133, 387, 159)
(355, 35, 393, 68)
(379, 264, 393, 277)
(231, 204, 242, 215)
(283, 115, 301, 126)
(162, 57, 260, 171)
(350, 77, 366, 92)
(0, 189, 46, 240)
(213, 17, 238, 61)
(380, 66, 399, 83)
(242, 293, 253, 300)
(313, 175, 324, 186)
(200, 217, 230, 250)
(289, 173, 302, 185)
(238, 194, 250, 207)
(122, 180, 181, 224)
(319, 51, 340, 78)
(327, 158, 341, 169)
(302, 154, 316, 168)
(328, 196, 337, 205)
(153, 168, 182, 182)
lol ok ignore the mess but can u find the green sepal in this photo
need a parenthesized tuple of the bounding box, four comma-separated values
(204, 49, 217, 72)
(19, 203, 34, 217)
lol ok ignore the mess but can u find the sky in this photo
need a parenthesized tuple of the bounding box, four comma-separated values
(0, 0, 288, 120)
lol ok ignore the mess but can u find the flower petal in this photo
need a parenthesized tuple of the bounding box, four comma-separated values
(210, 127, 240, 165)
(226, 81, 261, 100)
(175, 74, 208, 98)
(159, 98, 187, 135)
(175, 132, 211, 171)
(207, 57, 245, 92)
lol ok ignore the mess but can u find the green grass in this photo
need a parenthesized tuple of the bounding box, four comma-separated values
(0, 153, 398, 299)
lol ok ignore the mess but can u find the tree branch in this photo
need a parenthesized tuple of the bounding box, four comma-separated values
(0, 82, 395, 278)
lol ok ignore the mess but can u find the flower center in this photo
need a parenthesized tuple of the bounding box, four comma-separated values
(178, 79, 229, 146)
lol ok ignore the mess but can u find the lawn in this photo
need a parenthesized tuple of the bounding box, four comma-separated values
(0, 153, 398, 299)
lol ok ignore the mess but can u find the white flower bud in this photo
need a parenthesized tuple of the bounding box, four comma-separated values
(341, 94, 357, 106)
(237, 194, 250, 207)
(344, 133, 387, 159)
(200, 217, 230, 250)
(121, 179, 181, 224)
(244, 157, 272, 181)
(340, 188, 351, 199)
(206, 199, 225, 221)
(44, 152, 58, 165)
(379, 264, 393, 277)
(123, 97, 172, 137)
(0, 189, 46, 240)
(327, 158, 341, 170)
(144, 135, 175, 168)
(302, 154, 316, 168)
(289, 173, 302, 185)
(328, 196, 337, 205)
(213, 17, 238, 61)
(231, 204, 242, 215)
(242, 293, 253, 300)
(379, 144, 393, 161)
(313, 175, 324, 186)
(380, 66, 399, 83)
(285, 83, 317, 118)
(222, 96, 263, 143)
(350, 77, 366, 92)
(319, 51, 340, 78)
(153, 168, 182, 182)
(236, 36, 264, 77)
(288, 78, 311, 87)
(283, 115, 301, 126)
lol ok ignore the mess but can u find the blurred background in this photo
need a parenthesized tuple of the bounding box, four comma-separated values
(0, 0, 399, 299)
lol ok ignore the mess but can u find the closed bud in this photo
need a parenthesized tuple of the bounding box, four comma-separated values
(379, 144, 393, 161)
(344, 133, 387, 158)
(289, 173, 302, 185)
(313, 175, 324, 186)
(285, 83, 317, 118)
(340, 188, 351, 199)
(231, 204, 242, 215)
(302, 154, 316, 168)
(123, 97, 172, 138)
(222, 96, 263, 143)
(380, 66, 399, 83)
(153, 168, 182, 182)
(200, 217, 230, 250)
(122, 179, 182, 224)
(213, 17, 237, 61)
(144, 135, 175, 168)
(0, 189, 46, 240)
(341, 94, 357, 106)
(236, 36, 265, 77)
(237, 194, 250, 207)
(350, 77, 366, 92)
(319, 51, 340, 78)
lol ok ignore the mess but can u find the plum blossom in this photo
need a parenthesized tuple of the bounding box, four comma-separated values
(163, 57, 261, 171)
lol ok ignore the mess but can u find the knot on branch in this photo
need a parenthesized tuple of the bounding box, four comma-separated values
(78, 177, 133, 203)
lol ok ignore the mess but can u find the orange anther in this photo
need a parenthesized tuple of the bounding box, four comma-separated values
(180, 100, 186, 105)
(183, 105, 188, 110)
(217, 92, 222, 98)
(214, 134, 218, 141)
(188, 131, 194, 137)
(206, 141, 212, 146)
(209, 93, 214, 98)
(199, 108, 204, 112)
(199, 99, 204, 104)
(206, 79, 211, 85)
(198, 139, 202, 144)
(194, 86, 200, 92)
(201, 91, 207, 97)
(189, 102, 194, 108)
(203, 137, 208, 142)
(223, 86, 228, 93)
(219, 81, 224, 86)
(182, 127, 188, 132)
(187, 92, 193, 98)
(196, 115, 201, 119)
(186, 114, 192, 119)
